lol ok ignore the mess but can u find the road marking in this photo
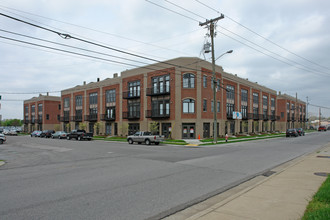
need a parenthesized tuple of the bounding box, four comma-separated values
(22, 144, 72, 152)
(107, 152, 113, 154)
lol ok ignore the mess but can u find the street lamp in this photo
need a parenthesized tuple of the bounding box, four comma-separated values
(211, 49, 233, 143)
(215, 50, 233, 61)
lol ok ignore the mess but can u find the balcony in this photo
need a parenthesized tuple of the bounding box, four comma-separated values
(248, 113, 260, 120)
(242, 113, 248, 120)
(84, 114, 98, 121)
(146, 87, 170, 96)
(123, 111, 140, 120)
(226, 112, 233, 119)
(24, 120, 30, 124)
(287, 116, 291, 121)
(101, 114, 116, 121)
(122, 91, 140, 99)
(262, 114, 268, 121)
(145, 110, 170, 119)
(71, 115, 83, 122)
(31, 119, 35, 124)
(60, 116, 70, 122)
(270, 115, 277, 121)
(36, 119, 43, 124)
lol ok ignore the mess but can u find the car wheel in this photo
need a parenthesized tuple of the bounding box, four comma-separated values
(0, 140, 3, 144)
(145, 139, 151, 145)
(52, 136, 54, 139)
(128, 139, 133, 144)
(155, 142, 159, 145)
(67, 136, 70, 140)
(78, 136, 81, 141)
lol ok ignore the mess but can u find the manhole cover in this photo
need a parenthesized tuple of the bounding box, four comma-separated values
(317, 156, 330, 158)
(262, 171, 276, 177)
(314, 172, 330, 177)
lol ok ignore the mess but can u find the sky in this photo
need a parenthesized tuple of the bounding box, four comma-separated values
(0, 0, 330, 120)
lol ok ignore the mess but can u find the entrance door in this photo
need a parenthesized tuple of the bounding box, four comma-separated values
(182, 123, 195, 139)
(203, 123, 210, 138)
(161, 123, 171, 139)
(128, 123, 140, 135)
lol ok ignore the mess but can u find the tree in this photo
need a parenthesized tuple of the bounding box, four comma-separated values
(94, 122, 101, 135)
(54, 124, 60, 131)
(1, 119, 22, 126)
(79, 122, 87, 130)
(120, 123, 128, 136)
(149, 121, 159, 135)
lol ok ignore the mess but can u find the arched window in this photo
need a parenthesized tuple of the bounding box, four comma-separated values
(183, 99, 195, 113)
(183, 73, 195, 88)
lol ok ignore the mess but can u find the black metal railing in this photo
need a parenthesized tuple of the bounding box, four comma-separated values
(123, 111, 140, 119)
(24, 120, 30, 124)
(84, 114, 98, 121)
(60, 116, 70, 122)
(145, 110, 170, 119)
(146, 87, 170, 96)
(101, 114, 116, 121)
(122, 91, 140, 99)
(71, 115, 83, 122)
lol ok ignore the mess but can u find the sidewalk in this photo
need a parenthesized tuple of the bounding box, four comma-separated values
(165, 143, 330, 220)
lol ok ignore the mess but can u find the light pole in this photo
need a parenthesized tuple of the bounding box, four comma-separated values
(211, 49, 233, 143)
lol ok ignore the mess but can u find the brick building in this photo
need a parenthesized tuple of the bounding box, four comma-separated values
(23, 94, 61, 133)
(276, 92, 306, 131)
(58, 57, 306, 139)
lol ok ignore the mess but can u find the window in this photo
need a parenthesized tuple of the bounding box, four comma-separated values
(217, 101, 220, 113)
(203, 75, 207, 88)
(31, 105, 35, 113)
(287, 102, 290, 111)
(281, 112, 284, 118)
(57, 115, 60, 121)
(253, 93, 259, 105)
(90, 107, 97, 115)
(271, 98, 275, 108)
(152, 75, 170, 94)
(226, 85, 235, 100)
(263, 95, 268, 107)
(46, 114, 49, 120)
(211, 100, 214, 112)
(59, 104, 61, 110)
(64, 97, 70, 108)
(89, 93, 98, 105)
(241, 89, 248, 102)
(203, 100, 207, 112)
(128, 100, 140, 118)
(152, 99, 170, 116)
(25, 106, 29, 114)
(183, 99, 195, 113)
(128, 81, 140, 97)
(183, 73, 195, 88)
(38, 103, 43, 112)
(75, 95, 82, 107)
(217, 79, 221, 91)
(226, 103, 235, 117)
(106, 89, 116, 103)
(241, 105, 248, 118)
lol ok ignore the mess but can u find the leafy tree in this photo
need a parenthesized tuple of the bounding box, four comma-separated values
(54, 124, 60, 131)
(79, 122, 87, 130)
(149, 121, 159, 135)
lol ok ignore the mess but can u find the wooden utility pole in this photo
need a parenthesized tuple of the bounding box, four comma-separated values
(199, 14, 224, 143)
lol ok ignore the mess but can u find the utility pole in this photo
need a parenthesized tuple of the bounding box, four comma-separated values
(306, 96, 309, 129)
(199, 14, 224, 143)
(319, 107, 321, 128)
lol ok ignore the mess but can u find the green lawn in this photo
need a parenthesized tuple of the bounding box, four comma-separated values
(302, 175, 330, 219)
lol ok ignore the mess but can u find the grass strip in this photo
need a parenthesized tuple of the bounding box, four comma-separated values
(302, 175, 330, 220)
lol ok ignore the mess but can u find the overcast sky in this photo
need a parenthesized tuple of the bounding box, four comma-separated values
(0, 0, 329, 120)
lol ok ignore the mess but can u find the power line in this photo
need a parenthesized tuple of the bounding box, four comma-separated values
(194, 0, 330, 72)
(0, 4, 197, 56)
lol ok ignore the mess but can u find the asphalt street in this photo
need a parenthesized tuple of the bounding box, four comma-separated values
(0, 132, 329, 220)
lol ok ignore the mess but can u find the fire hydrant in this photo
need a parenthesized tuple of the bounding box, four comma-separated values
(225, 134, 228, 142)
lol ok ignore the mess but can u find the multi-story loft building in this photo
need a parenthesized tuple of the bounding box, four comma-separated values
(59, 57, 305, 139)
(276, 92, 306, 131)
(23, 94, 61, 133)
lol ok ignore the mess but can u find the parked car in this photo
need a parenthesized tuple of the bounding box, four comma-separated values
(286, 129, 299, 137)
(51, 131, 67, 139)
(31, 130, 42, 137)
(67, 130, 93, 141)
(40, 130, 55, 138)
(0, 133, 6, 144)
(127, 131, 165, 145)
(318, 126, 327, 132)
(296, 128, 305, 136)
(3, 130, 18, 136)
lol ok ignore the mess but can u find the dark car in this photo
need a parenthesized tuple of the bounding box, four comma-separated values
(40, 130, 55, 138)
(0, 133, 6, 144)
(286, 129, 299, 137)
(318, 126, 327, 132)
(31, 130, 42, 137)
(297, 128, 305, 136)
